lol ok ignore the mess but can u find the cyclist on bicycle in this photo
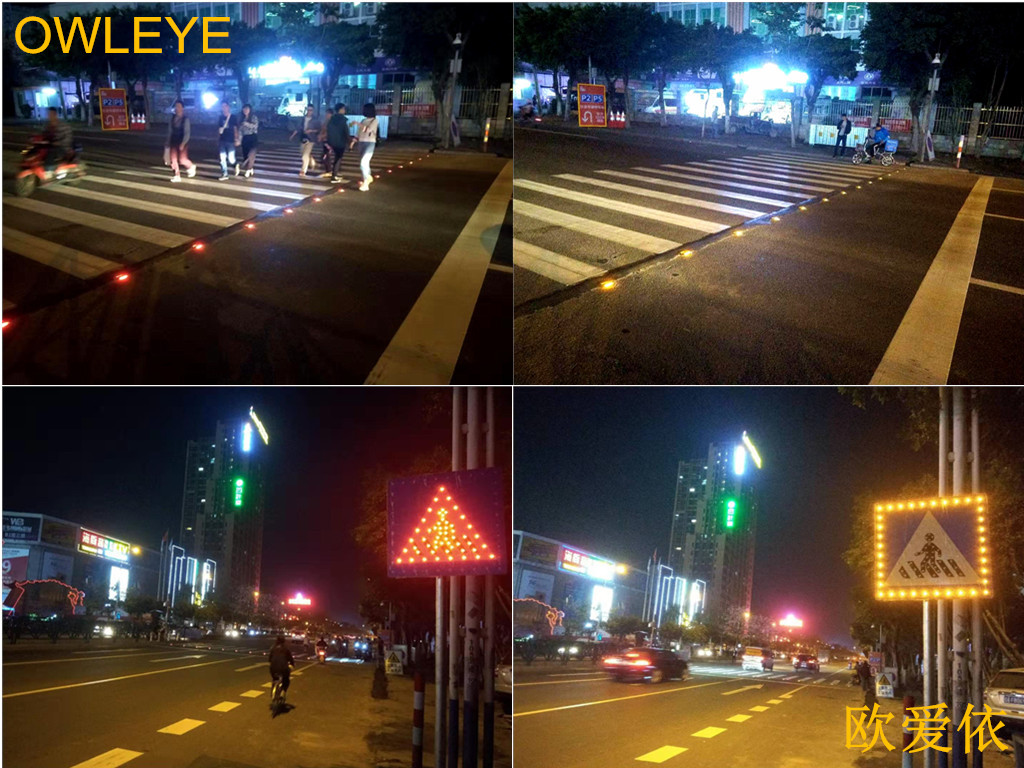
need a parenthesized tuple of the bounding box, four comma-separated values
(269, 636, 295, 698)
(865, 122, 889, 163)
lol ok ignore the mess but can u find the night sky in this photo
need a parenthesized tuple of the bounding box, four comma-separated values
(3, 387, 510, 625)
(514, 388, 940, 646)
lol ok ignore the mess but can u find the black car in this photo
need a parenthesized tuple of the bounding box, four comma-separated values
(603, 647, 688, 684)
(792, 653, 820, 672)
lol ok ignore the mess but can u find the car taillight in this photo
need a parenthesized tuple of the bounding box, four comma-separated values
(604, 658, 619, 666)
(633, 658, 651, 666)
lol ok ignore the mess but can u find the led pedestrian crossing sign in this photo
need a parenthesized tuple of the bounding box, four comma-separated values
(234, 478, 244, 507)
(873, 494, 991, 600)
(387, 467, 506, 578)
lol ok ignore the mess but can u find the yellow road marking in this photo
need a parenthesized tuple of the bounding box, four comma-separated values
(239, 690, 265, 698)
(69, 748, 143, 768)
(749, 705, 769, 712)
(727, 714, 752, 722)
(692, 727, 726, 738)
(513, 680, 726, 717)
(2, 657, 237, 698)
(636, 746, 688, 762)
(780, 686, 807, 698)
(158, 718, 204, 735)
(767, 699, 784, 704)
(209, 701, 241, 712)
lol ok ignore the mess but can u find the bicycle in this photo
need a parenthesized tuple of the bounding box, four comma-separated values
(270, 674, 286, 715)
(852, 138, 897, 167)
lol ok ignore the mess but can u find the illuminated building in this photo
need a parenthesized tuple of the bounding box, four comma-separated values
(177, 409, 268, 601)
(652, 2, 869, 41)
(667, 434, 761, 620)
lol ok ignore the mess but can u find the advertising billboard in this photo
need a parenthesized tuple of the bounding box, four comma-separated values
(109, 565, 130, 601)
(2, 547, 31, 586)
(41, 552, 74, 582)
(518, 535, 559, 567)
(41, 519, 77, 549)
(516, 569, 555, 603)
(3, 513, 42, 544)
(78, 528, 130, 563)
(388, 467, 506, 578)
(558, 545, 615, 581)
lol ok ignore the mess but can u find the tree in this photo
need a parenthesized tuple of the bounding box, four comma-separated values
(207, 21, 281, 107)
(791, 32, 860, 133)
(689, 21, 764, 136)
(605, 613, 647, 641)
(644, 15, 694, 127)
(587, 4, 662, 125)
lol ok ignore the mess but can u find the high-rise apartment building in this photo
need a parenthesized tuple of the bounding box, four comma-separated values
(668, 434, 761, 620)
(178, 409, 269, 602)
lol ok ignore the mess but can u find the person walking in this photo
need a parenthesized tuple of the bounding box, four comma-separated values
(833, 113, 852, 157)
(325, 103, 350, 183)
(318, 108, 334, 178)
(166, 99, 196, 182)
(711, 105, 720, 138)
(289, 104, 321, 178)
(238, 104, 259, 178)
(216, 101, 240, 181)
(350, 103, 379, 192)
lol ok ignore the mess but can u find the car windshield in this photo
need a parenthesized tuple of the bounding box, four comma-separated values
(991, 671, 1024, 689)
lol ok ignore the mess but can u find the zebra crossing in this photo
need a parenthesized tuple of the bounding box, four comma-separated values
(689, 662, 847, 685)
(513, 152, 887, 289)
(2, 142, 428, 314)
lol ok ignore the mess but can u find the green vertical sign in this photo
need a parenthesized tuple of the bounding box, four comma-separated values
(234, 478, 244, 507)
(725, 498, 737, 528)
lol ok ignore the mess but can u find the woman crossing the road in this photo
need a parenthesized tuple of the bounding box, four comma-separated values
(238, 104, 260, 178)
(350, 103, 379, 192)
(165, 100, 196, 183)
(318, 108, 334, 178)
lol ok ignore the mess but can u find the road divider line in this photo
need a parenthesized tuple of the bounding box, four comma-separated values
(780, 686, 807, 698)
(514, 178, 729, 234)
(767, 699, 784, 704)
(512, 239, 606, 285)
(515, 200, 680, 254)
(209, 701, 241, 712)
(72, 648, 146, 654)
(692, 727, 726, 738)
(364, 160, 512, 385)
(983, 212, 1024, 222)
(749, 705, 769, 712)
(514, 676, 609, 687)
(150, 654, 206, 663)
(970, 277, 1024, 296)
(2, 657, 237, 698)
(235, 662, 265, 671)
(870, 175, 993, 384)
(2, 227, 120, 280)
(68, 748, 144, 768)
(157, 718, 205, 735)
(722, 684, 764, 695)
(553, 173, 768, 218)
(636, 746, 687, 763)
(4, 650, 173, 666)
(726, 714, 752, 723)
(488, 263, 514, 274)
(512, 680, 726, 717)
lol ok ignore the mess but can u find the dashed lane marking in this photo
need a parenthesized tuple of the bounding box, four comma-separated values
(239, 690, 265, 697)
(209, 701, 241, 712)
(749, 706, 770, 712)
(636, 746, 688, 763)
(235, 662, 265, 671)
(767, 699, 784, 704)
(726, 714, 752, 723)
(871, 175, 993, 384)
(692, 727, 726, 738)
(68, 748, 144, 768)
(157, 718, 205, 735)
(970, 278, 1024, 297)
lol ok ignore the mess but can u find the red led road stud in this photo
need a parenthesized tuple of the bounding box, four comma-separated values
(114, 273, 129, 282)
(192, 242, 205, 252)
(2, 320, 10, 330)
(244, 223, 256, 230)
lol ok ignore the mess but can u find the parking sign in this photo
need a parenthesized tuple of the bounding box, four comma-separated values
(577, 84, 607, 128)
(98, 88, 129, 131)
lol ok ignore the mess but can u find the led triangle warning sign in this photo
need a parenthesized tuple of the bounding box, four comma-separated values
(885, 511, 980, 588)
(395, 485, 495, 565)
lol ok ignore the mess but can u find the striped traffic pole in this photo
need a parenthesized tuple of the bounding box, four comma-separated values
(956, 135, 965, 169)
(482, 117, 491, 153)
(903, 695, 915, 768)
(412, 672, 425, 768)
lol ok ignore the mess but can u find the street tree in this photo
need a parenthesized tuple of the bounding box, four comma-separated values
(165, 11, 208, 101)
(645, 15, 694, 127)
(689, 21, 764, 136)
(106, 6, 174, 119)
(605, 613, 647, 642)
(587, 3, 662, 124)
(789, 32, 860, 134)
(207, 21, 282, 107)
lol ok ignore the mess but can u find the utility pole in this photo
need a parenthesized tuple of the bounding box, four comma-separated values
(952, 388, 969, 768)
(443, 33, 464, 149)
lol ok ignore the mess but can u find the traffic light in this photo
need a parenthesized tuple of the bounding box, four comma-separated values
(725, 498, 737, 529)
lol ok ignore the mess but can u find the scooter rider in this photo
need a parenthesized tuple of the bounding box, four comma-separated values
(865, 122, 889, 163)
(316, 636, 328, 661)
(42, 107, 74, 174)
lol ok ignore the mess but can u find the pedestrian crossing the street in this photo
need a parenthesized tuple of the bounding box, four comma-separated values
(513, 152, 884, 291)
(2, 143, 428, 315)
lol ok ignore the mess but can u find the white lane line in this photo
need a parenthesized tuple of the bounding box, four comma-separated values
(71, 649, 145, 654)
(46, 185, 239, 228)
(515, 178, 728, 234)
(240, 689, 265, 697)
(871, 175, 993, 384)
(150, 655, 206, 663)
(513, 680, 726, 717)
(692, 727, 726, 738)
(759, 154, 881, 178)
(555, 173, 768, 218)
(721, 157, 865, 184)
(637, 166, 810, 199)
(597, 169, 794, 207)
(4, 651, 176, 666)
(488, 262, 514, 274)
(670, 164, 833, 193)
(726, 714, 752, 723)
(515, 200, 680, 254)
(68, 748, 144, 768)
(2, 657, 237, 698)
(235, 662, 265, 672)
(636, 746, 687, 763)
(513, 676, 609, 687)
(82, 176, 278, 212)
(513, 239, 606, 285)
(2, 227, 120, 280)
(983, 213, 1024, 222)
(970, 278, 1024, 296)
(364, 160, 512, 385)
(4, 198, 192, 250)
(157, 718, 205, 735)
(117, 170, 307, 200)
(208, 701, 241, 712)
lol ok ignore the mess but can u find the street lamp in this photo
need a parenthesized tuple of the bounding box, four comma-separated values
(922, 53, 942, 162)
(443, 33, 464, 149)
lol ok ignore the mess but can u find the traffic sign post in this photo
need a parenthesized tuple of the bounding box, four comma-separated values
(98, 88, 129, 131)
(577, 83, 607, 128)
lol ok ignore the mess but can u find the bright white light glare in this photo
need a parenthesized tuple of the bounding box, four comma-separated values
(513, 78, 533, 97)
(242, 422, 252, 452)
(734, 444, 747, 476)
(590, 585, 613, 623)
(733, 63, 808, 90)
(41, 87, 57, 96)
(248, 56, 325, 82)
(742, 431, 763, 469)
(202, 92, 219, 110)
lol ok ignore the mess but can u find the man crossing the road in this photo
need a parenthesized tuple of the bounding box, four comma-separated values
(166, 100, 196, 183)
(290, 105, 322, 178)
(216, 101, 240, 181)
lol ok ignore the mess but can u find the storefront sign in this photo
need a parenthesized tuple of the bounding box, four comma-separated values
(78, 528, 130, 563)
(3, 513, 42, 543)
(516, 569, 555, 603)
(2, 547, 31, 586)
(519, 535, 559, 567)
(41, 519, 77, 549)
(558, 546, 615, 581)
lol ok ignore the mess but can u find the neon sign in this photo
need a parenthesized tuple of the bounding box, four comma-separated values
(287, 592, 312, 606)
(249, 407, 269, 445)
(725, 499, 737, 528)
(558, 546, 615, 581)
(242, 422, 252, 452)
(234, 478, 244, 507)
(78, 529, 130, 563)
(779, 613, 803, 628)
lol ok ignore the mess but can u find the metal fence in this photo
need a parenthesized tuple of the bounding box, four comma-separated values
(979, 105, 1024, 141)
(933, 105, 973, 140)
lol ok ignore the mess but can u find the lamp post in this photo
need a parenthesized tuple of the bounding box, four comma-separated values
(443, 33, 464, 149)
(921, 53, 942, 162)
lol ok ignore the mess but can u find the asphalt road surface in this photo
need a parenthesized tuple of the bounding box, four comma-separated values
(2, 124, 511, 383)
(513, 659, 1017, 768)
(2, 639, 511, 768)
(513, 127, 1024, 384)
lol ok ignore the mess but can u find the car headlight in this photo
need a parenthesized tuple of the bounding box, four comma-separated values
(103, 627, 113, 637)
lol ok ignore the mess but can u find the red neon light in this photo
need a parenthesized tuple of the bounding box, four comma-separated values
(513, 597, 564, 632)
(8, 579, 86, 613)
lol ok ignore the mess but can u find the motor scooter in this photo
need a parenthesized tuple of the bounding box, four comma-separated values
(15, 135, 86, 197)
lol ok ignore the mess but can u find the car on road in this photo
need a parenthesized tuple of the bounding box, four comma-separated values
(742, 646, 775, 671)
(792, 653, 820, 672)
(984, 668, 1024, 734)
(604, 647, 688, 684)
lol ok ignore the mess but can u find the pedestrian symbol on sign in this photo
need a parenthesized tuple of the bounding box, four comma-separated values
(885, 511, 979, 588)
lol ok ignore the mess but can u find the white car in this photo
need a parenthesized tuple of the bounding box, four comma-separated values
(985, 668, 1024, 734)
